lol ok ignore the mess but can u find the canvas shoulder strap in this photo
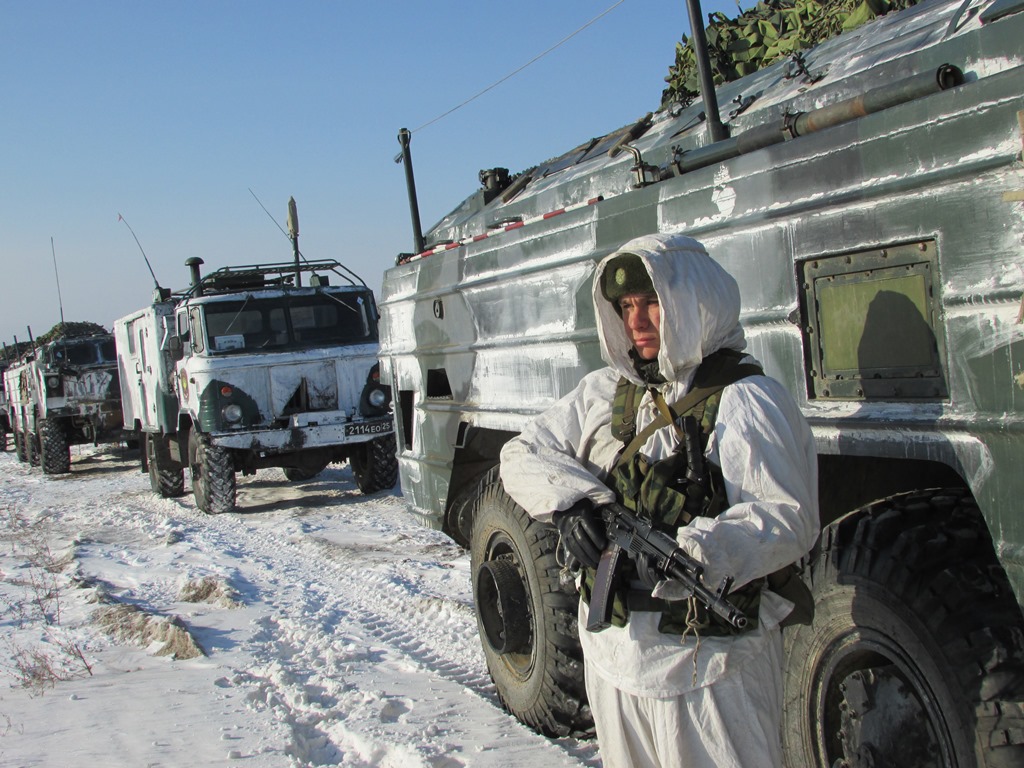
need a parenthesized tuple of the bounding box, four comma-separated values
(615, 349, 763, 466)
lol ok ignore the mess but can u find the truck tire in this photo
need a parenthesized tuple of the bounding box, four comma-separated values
(350, 433, 398, 494)
(188, 430, 236, 514)
(28, 428, 40, 467)
(783, 489, 1024, 768)
(13, 427, 27, 463)
(468, 466, 591, 737)
(39, 419, 71, 474)
(146, 434, 185, 498)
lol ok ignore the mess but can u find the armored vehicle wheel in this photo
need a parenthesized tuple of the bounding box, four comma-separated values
(13, 428, 27, 463)
(38, 419, 71, 474)
(146, 434, 185, 498)
(468, 466, 590, 737)
(283, 466, 325, 482)
(783, 489, 1024, 768)
(350, 433, 398, 494)
(188, 430, 236, 514)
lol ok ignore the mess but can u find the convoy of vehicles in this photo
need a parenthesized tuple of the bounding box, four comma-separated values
(114, 258, 397, 513)
(0, 359, 10, 450)
(377, 0, 1024, 765)
(3, 0, 1023, 764)
(3, 331, 124, 473)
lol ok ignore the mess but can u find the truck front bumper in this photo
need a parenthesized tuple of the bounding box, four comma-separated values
(210, 412, 393, 452)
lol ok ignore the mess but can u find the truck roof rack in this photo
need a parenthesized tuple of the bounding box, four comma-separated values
(180, 259, 367, 298)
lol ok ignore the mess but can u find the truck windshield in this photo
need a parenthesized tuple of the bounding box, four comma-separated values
(51, 338, 118, 366)
(202, 291, 376, 354)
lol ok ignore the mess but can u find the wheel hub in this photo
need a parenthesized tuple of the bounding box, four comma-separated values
(815, 635, 954, 768)
(835, 667, 941, 768)
(476, 556, 531, 655)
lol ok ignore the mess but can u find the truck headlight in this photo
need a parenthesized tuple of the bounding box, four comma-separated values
(46, 376, 60, 390)
(368, 388, 388, 409)
(223, 404, 243, 423)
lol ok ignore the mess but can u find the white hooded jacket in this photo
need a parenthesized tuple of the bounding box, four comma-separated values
(499, 233, 819, 697)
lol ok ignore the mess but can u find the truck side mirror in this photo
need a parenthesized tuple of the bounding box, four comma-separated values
(167, 335, 184, 361)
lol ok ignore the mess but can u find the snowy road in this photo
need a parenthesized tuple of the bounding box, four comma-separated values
(0, 445, 599, 767)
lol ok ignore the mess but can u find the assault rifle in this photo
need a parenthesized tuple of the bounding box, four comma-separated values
(586, 502, 749, 633)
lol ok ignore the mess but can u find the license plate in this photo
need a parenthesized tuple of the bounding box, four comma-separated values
(345, 420, 393, 437)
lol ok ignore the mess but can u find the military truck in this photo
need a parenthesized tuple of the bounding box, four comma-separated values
(0, 359, 11, 451)
(378, 0, 1024, 765)
(4, 331, 124, 473)
(115, 258, 397, 513)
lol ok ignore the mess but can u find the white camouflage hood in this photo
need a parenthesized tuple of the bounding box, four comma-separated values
(593, 233, 746, 386)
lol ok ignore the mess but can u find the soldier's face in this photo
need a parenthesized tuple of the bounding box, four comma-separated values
(619, 293, 661, 360)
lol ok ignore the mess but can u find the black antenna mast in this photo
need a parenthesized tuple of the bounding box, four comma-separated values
(50, 237, 66, 332)
(118, 213, 166, 300)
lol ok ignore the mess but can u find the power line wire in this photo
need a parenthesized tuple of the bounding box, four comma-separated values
(411, 0, 627, 134)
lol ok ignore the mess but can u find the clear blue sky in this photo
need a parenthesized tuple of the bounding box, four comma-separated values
(0, 0, 745, 346)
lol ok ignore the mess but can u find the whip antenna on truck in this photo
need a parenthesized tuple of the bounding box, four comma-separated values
(118, 213, 169, 301)
(248, 188, 310, 279)
(49, 237, 66, 331)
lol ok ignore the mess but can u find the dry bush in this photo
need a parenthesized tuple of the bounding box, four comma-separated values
(92, 604, 205, 660)
(1, 506, 93, 695)
(178, 575, 241, 608)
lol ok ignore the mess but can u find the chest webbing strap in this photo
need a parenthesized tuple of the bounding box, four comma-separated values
(613, 349, 764, 466)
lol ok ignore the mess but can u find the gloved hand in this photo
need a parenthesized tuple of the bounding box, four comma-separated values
(551, 500, 607, 569)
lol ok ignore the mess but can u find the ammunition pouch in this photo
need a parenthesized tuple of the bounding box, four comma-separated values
(581, 348, 812, 635)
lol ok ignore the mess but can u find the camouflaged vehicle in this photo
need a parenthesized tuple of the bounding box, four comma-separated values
(378, 0, 1024, 765)
(115, 258, 396, 514)
(4, 333, 124, 473)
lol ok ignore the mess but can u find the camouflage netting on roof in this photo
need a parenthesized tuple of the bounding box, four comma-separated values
(36, 321, 109, 346)
(662, 0, 921, 108)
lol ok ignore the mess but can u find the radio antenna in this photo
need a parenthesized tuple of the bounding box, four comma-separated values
(249, 188, 309, 269)
(50, 237, 66, 330)
(118, 213, 161, 290)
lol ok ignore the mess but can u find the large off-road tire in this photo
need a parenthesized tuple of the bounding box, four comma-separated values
(783, 489, 1024, 768)
(146, 434, 185, 498)
(38, 419, 71, 475)
(188, 430, 236, 514)
(350, 433, 398, 494)
(469, 466, 591, 737)
(28, 427, 41, 467)
(13, 427, 27, 463)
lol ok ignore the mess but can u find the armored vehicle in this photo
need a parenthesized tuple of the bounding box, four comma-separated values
(378, 0, 1024, 765)
(4, 332, 124, 472)
(115, 258, 396, 514)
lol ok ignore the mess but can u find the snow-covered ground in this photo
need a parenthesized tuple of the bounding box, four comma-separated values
(0, 444, 600, 767)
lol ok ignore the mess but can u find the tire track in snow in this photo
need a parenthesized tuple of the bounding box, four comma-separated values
(176, 498, 596, 767)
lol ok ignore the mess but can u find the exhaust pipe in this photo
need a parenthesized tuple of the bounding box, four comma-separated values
(186, 257, 205, 297)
